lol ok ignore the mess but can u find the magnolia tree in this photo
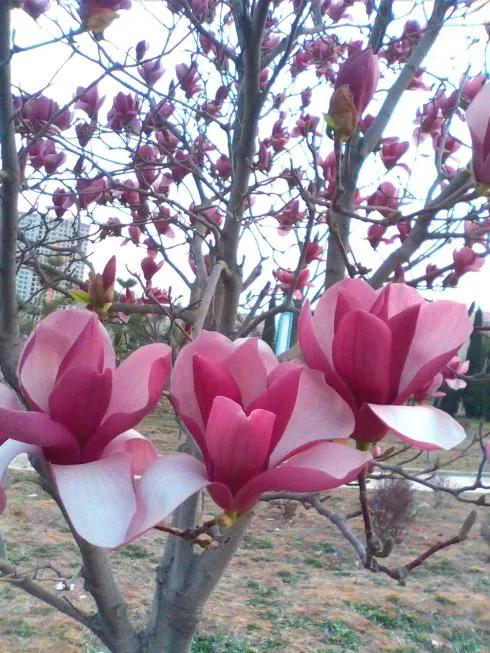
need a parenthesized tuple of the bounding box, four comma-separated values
(1, 0, 490, 651)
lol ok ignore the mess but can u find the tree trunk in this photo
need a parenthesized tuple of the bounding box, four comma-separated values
(145, 506, 251, 653)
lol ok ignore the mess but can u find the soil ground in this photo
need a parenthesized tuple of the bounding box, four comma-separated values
(0, 407, 489, 653)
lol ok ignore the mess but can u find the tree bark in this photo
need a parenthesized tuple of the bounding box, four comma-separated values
(145, 507, 251, 653)
(0, 4, 21, 389)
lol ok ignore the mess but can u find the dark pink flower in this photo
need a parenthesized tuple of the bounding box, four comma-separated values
(425, 263, 440, 289)
(335, 47, 379, 116)
(299, 279, 472, 448)
(75, 85, 105, 118)
(107, 92, 141, 132)
(21, 95, 71, 134)
(52, 188, 75, 218)
(151, 332, 369, 514)
(138, 60, 165, 86)
(77, 177, 109, 209)
(275, 267, 311, 299)
(291, 113, 320, 138)
(276, 200, 305, 235)
(367, 223, 388, 250)
(0, 309, 171, 547)
(453, 246, 485, 277)
(214, 154, 232, 179)
(175, 63, 202, 99)
(380, 138, 410, 170)
(367, 182, 399, 216)
(141, 256, 164, 283)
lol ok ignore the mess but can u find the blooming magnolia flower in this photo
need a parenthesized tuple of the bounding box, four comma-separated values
(380, 138, 410, 171)
(74, 85, 105, 118)
(20, 95, 71, 134)
(79, 0, 131, 32)
(299, 279, 472, 448)
(453, 246, 484, 277)
(141, 256, 163, 283)
(466, 82, 490, 186)
(135, 332, 370, 516)
(275, 268, 311, 299)
(0, 309, 171, 547)
(52, 187, 75, 218)
(138, 60, 165, 86)
(107, 92, 141, 132)
(367, 182, 399, 216)
(175, 63, 202, 99)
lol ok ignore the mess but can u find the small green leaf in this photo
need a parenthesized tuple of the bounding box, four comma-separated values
(68, 289, 91, 304)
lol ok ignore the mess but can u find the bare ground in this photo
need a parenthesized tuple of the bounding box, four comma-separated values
(0, 407, 489, 653)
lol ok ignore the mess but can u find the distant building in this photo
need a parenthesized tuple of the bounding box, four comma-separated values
(16, 214, 90, 303)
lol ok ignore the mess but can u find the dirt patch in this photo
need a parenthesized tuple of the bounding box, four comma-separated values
(0, 409, 489, 653)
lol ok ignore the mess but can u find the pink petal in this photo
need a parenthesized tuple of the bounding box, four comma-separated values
(205, 396, 274, 493)
(83, 344, 171, 461)
(19, 309, 114, 412)
(233, 442, 371, 512)
(170, 331, 235, 431)
(0, 385, 23, 410)
(52, 455, 137, 548)
(371, 283, 424, 321)
(268, 368, 355, 466)
(128, 453, 211, 539)
(0, 407, 79, 461)
(0, 440, 39, 512)
(396, 301, 473, 401)
(225, 339, 276, 409)
(101, 430, 158, 476)
(445, 378, 467, 391)
(313, 278, 377, 366)
(332, 310, 392, 405)
(298, 303, 355, 405)
(466, 83, 490, 143)
(49, 367, 112, 443)
(366, 404, 466, 450)
(55, 313, 111, 380)
(192, 354, 242, 424)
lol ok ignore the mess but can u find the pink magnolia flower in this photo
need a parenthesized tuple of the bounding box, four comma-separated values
(432, 133, 461, 162)
(77, 177, 110, 209)
(367, 223, 388, 250)
(107, 92, 141, 132)
(135, 144, 160, 189)
(264, 112, 289, 152)
(28, 139, 66, 174)
(256, 142, 272, 172)
(291, 114, 320, 138)
(100, 216, 122, 239)
(303, 239, 324, 264)
(408, 68, 431, 92)
(0, 309, 171, 547)
(380, 138, 410, 171)
(141, 256, 164, 283)
(143, 288, 171, 305)
(453, 246, 485, 277)
(22, 0, 50, 20)
(414, 95, 445, 142)
(153, 207, 175, 238)
(119, 179, 140, 206)
(301, 88, 312, 108)
(74, 85, 105, 118)
(138, 60, 165, 86)
(137, 332, 370, 515)
(443, 356, 469, 391)
(128, 224, 141, 244)
(276, 200, 305, 235)
(21, 95, 71, 134)
(52, 187, 75, 218)
(291, 50, 311, 77)
(274, 268, 311, 299)
(335, 47, 379, 116)
(214, 154, 232, 179)
(367, 182, 399, 216)
(466, 82, 490, 185)
(397, 220, 411, 242)
(175, 63, 202, 99)
(169, 150, 193, 183)
(299, 279, 472, 448)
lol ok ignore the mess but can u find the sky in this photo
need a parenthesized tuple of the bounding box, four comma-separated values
(8, 0, 490, 312)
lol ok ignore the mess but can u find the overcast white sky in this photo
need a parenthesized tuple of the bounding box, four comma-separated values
(9, 0, 490, 311)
